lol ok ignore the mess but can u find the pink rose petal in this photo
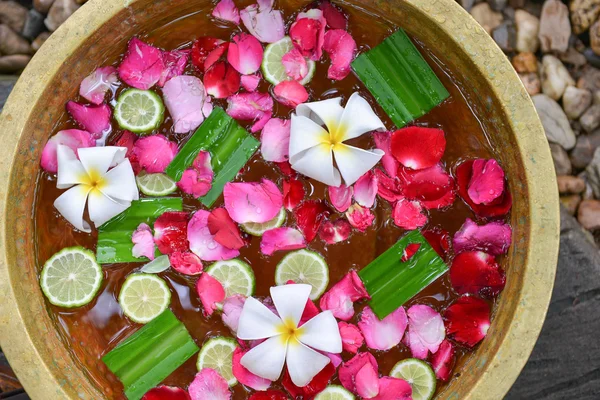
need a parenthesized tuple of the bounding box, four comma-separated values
(131, 134, 178, 173)
(358, 306, 407, 351)
(178, 169, 213, 197)
(260, 227, 306, 255)
(226, 92, 274, 133)
(260, 118, 290, 162)
(338, 352, 378, 394)
(189, 369, 231, 400)
(273, 81, 309, 108)
(232, 347, 272, 391)
(196, 273, 226, 316)
(188, 210, 240, 261)
(228, 33, 264, 75)
(371, 377, 412, 400)
(468, 159, 505, 205)
(453, 218, 512, 255)
(392, 199, 428, 230)
(212, 0, 240, 24)
(240, 0, 285, 43)
(193, 150, 214, 178)
(406, 305, 445, 359)
(432, 339, 455, 381)
(319, 270, 369, 321)
(169, 251, 203, 275)
(223, 179, 283, 223)
(240, 73, 261, 92)
(222, 294, 246, 334)
(328, 184, 353, 212)
(324, 352, 343, 368)
(142, 386, 190, 400)
(290, 10, 326, 61)
(118, 37, 165, 90)
(356, 362, 380, 399)
(158, 50, 190, 87)
(163, 75, 209, 134)
(66, 101, 111, 138)
(338, 322, 364, 354)
(132, 223, 155, 260)
(346, 204, 375, 232)
(354, 171, 378, 208)
(373, 132, 398, 179)
(282, 47, 308, 81)
(443, 295, 491, 348)
(40, 129, 95, 173)
(375, 169, 403, 203)
(323, 29, 357, 80)
(319, 219, 352, 244)
(79, 66, 118, 105)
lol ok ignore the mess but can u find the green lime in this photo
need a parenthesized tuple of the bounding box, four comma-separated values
(136, 172, 177, 196)
(197, 336, 238, 386)
(241, 208, 286, 236)
(314, 385, 355, 400)
(390, 358, 437, 400)
(275, 250, 329, 300)
(262, 36, 316, 86)
(39, 247, 103, 308)
(114, 89, 164, 134)
(205, 259, 255, 298)
(118, 273, 171, 324)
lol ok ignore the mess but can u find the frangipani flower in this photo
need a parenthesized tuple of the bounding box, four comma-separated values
(54, 145, 139, 232)
(237, 284, 342, 387)
(289, 93, 385, 187)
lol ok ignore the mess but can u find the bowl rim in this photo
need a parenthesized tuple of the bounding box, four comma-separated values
(0, 0, 559, 398)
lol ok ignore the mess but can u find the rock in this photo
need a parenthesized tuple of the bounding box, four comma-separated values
(550, 143, 573, 175)
(486, 0, 507, 11)
(578, 199, 600, 229)
(539, 0, 571, 53)
(0, 54, 31, 73)
(563, 86, 592, 119)
(515, 9, 540, 52)
(45, 0, 79, 32)
(558, 175, 587, 194)
(570, 131, 600, 169)
(22, 9, 45, 40)
(512, 52, 538, 73)
(519, 72, 541, 95)
(580, 104, 600, 132)
(0, 24, 31, 55)
(533, 95, 577, 150)
(508, 0, 525, 8)
(577, 66, 600, 92)
(34, 0, 55, 14)
(585, 147, 600, 197)
(561, 194, 582, 215)
(459, 0, 476, 12)
(0, 75, 17, 112)
(560, 48, 588, 67)
(492, 21, 516, 52)
(570, 0, 600, 34)
(540, 55, 575, 100)
(572, 120, 584, 136)
(0, 1, 27, 33)
(584, 47, 600, 69)
(31, 31, 50, 52)
(471, 3, 504, 34)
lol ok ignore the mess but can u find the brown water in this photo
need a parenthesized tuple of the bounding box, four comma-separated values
(33, 2, 503, 399)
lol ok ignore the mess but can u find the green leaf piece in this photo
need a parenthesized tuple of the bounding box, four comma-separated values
(351, 29, 450, 129)
(358, 230, 449, 319)
(164, 107, 260, 207)
(96, 197, 183, 264)
(102, 309, 199, 400)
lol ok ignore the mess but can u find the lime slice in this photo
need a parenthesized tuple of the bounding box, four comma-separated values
(197, 336, 238, 386)
(205, 259, 255, 298)
(40, 247, 103, 308)
(275, 250, 329, 300)
(241, 208, 286, 236)
(136, 172, 177, 196)
(118, 273, 171, 324)
(114, 89, 164, 134)
(390, 358, 436, 400)
(314, 385, 355, 400)
(262, 36, 316, 86)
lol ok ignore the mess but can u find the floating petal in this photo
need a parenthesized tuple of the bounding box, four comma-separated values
(354, 171, 378, 208)
(188, 210, 240, 261)
(328, 184, 353, 212)
(41, 129, 95, 174)
(392, 199, 428, 230)
(319, 219, 352, 244)
(240, 335, 287, 381)
(169, 251, 203, 275)
(208, 208, 246, 250)
(456, 160, 513, 218)
(373, 132, 399, 178)
(132, 223, 155, 260)
(222, 294, 246, 334)
(338, 352, 378, 394)
(191, 37, 226, 72)
(131, 134, 178, 173)
(346, 204, 375, 232)
(444, 296, 491, 347)
(142, 386, 191, 400)
(355, 362, 379, 399)
(154, 211, 189, 254)
(431, 339, 455, 381)
(390, 127, 446, 170)
(358, 306, 407, 351)
(286, 339, 331, 387)
(294, 200, 331, 242)
(158, 50, 190, 87)
(66, 101, 111, 138)
(261, 118, 290, 162)
(163, 75, 209, 133)
(118, 37, 165, 90)
(241, 73, 261, 92)
(450, 251, 506, 298)
(406, 305, 445, 357)
(423, 228, 452, 260)
(282, 362, 335, 398)
(260, 227, 306, 255)
(453, 218, 512, 255)
(323, 29, 356, 80)
(375, 169, 403, 203)
(178, 169, 213, 198)
(334, 144, 384, 186)
(189, 369, 231, 400)
(319, 270, 369, 321)
(232, 347, 271, 391)
(240, 1, 285, 43)
(273, 81, 309, 108)
(248, 390, 287, 400)
(226, 92, 273, 132)
(320, 1, 348, 29)
(468, 159, 505, 205)
(289, 11, 326, 61)
(338, 321, 364, 354)
(204, 61, 241, 99)
(238, 296, 282, 340)
(223, 179, 283, 224)
(79, 66, 118, 105)
(397, 164, 452, 202)
(282, 47, 308, 81)
(283, 177, 305, 211)
(371, 377, 412, 400)
(196, 273, 226, 316)
(228, 33, 264, 75)
(212, 0, 240, 24)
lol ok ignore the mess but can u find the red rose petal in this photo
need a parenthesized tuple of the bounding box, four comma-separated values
(282, 47, 308, 81)
(420, 181, 456, 210)
(248, 390, 288, 400)
(468, 159, 505, 205)
(397, 164, 452, 202)
(328, 184, 353, 212)
(390, 127, 446, 170)
(456, 160, 513, 218)
(66, 101, 111, 138)
(275, 161, 294, 176)
(207, 208, 246, 250)
(169, 251, 203, 275)
(191, 37, 225, 72)
(282, 362, 335, 399)
(227, 33, 264, 75)
(374, 169, 403, 203)
(401, 243, 421, 262)
(450, 251, 506, 298)
(283, 177, 305, 211)
(260, 227, 306, 255)
(431, 339, 455, 381)
(142, 386, 190, 400)
(422, 228, 451, 260)
(338, 321, 364, 354)
(118, 37, 165, 90)
(392, 199, 428, 230)
(232, 347, 271, 391)
(153, 211, 189, 254)
(319, 219, 352, 244)
(289, 11, 326, 61)
(205, 42, 229, 72)
(444, 295, 491, 348)
(204, 60, 241, 99)
(319, 0, 348, 29)
(196, 273, 226, 316)
(345, 204, 375, 232)
(212, 0, 240, 25)
(40, 129, 95, 174)
(294, 200, 331, 242)
(131, 134, 179, 174)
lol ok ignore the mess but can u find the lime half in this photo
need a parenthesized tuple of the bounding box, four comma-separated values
(197, 336, 238, 386)
(390, 358, 436, 400)
(118, 273, 171, 324)
(314, 385, 355, 400)
(40, 247, 103, 308)
(114, 89, 164, 134)
(241, 208, 286, 236)
(275, 250, 329, 300)
(262, 36, 316, 86)
(136, 172, 177, 196)
(205, 259, 255, 298)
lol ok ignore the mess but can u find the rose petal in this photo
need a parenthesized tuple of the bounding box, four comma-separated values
(240, 0, 285, 44)
(132, 223, 155, 260)
(233, 347, 272, 391)
(282, 47, 308, 81)
(390, 127, 446, 170)
(283, 177, 305, 211)
(196, 273, 226, 316)
(397, 164, 453, 202)
(118, 37, 165, 90)
(328, 184, 353, 212)
(163, 75, 209, 133)
(224, 179, 283, 223)
(273, 81, 309, 108)
(154, 212, 189, 254)
(420, 182, 456, 210)
(219, 295, 245, 336)
(66, 101, 111, 138)
(260, 227, 306, 255)
(354, 171, 378, 208)
(373, 132, 399, 178)
(319, 270, 369, 320)
(431, 339, 455, 381)
(191, 37, 225, 72)
(205, 42, 229, 72)
(115, 130, 137, 156)
(299, 297, 320, 326)
(443, 295, 491, 348)
(212, 0, 240, 24)
(294, 200, 331, 242)
(158, 50, 190, 87)
(248, 390, 287, 400)
(282, 362, 335, 399)
(189, 369, 231, 400)
(358, 306, 407, 351)
(241, 73, 261, 92)
(177, 169, 213, 197)
(226, 92, 273, 133)
(323, 29, 356, 80)
(188, 210, 240, 261)
(142, 386, 191, 400)
(228, 33, 264, 75)
(346, 204, 375, 232)
(79, 66, 118, 105)
(193, 150, 214, 178)
(338, 352, 378, 394)
(453, 218, 512, 255)
(406, 304, 445, 357)
(356, 362, 380, 399)
(456, 160, 513, 218)
(423, 228, 452, 260)
(319, 219, 352, 244)
(276, 161, 294, 176)
(204, 61, 241, 99)
(371, 377, 412, 400)
(261, 118, 290, 162)
(208, 208, 246, 250)
(468, 159, 505, 205)
(319, 1, 348, 29)
(401, 243, 421, 262)
(169, 251, 203, 275)
(392, 199, 428, 230)
(338, 321, 364, 354)
(289, 11, 326, 61)
(41, 129, 95, 173)
(449, 251, 506, 297)
(375, 169, 403, 203)
(324, 352, 343, 368)
(131, 134, 178, 173)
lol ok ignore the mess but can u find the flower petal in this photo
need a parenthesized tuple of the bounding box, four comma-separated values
(118, 37, 165, 90)
(232, 347, 271, 391)
(223, 179, 283, 223)
(294, 200, 331, 242)
(443, 296, 491, 348)
(334, 144, 384, 186)
(346, 204, 375, 232)
(358, 306, 407, 351)
(142, 386, 191, 400)
(291, 144, 341, 187)
(282, 47, 308, 81)
(355, 362, 380, 399)
(323, 29, 356, 80)
(188, 210, 240, 261)
(392, 199, 428, 230)
(79, 66, 118, 105)
(78, 146, 126, 178)
(319, 270, 369, 321)
(338, 322, 364, 354)
(196, 272, 226, 316)
(271, 283, 312, 327)
(226, 92, 274, 131)
(407, 304, 445, 355)
(238, 296, 283, 340)
(337, 93, 386, 141)
(153, 211, 189, 254)
(468, 159, 505, 205)
(66, 101, 111, 138)
(241, 335, 288, 381)
(450, 251, 506, 298)
(87, 189, 130, 228)
(191, 37, 226, 72)
(178, 169, 213, 198)
(338, 352, 378, 393)
(390, 127, 446, 170)
(375, 169, 403, 203)
(53, 185, 91, 232)
(169, 251, 203, 275)
(101, 159, 139, 202)
(56, 146, 88, 189)
(328, 184, 353, 212)
(163, 76, 208, 134)
(371, 377, 412, 400)
(273, 81, 309, 108)
(456, 160, 513, 218)
(319, 219, 352, 244)
(373, 132, 399, 179)
(41, 129, 95, 174)
(283, 177, 305, 211)
(240, 1, 285, 43)
(453, 218, 512, 255)
(289, 12, 326, 61)
(241, 73, 261, 92)
(423, 229, 452, 260)
(132, 223, 155, 260)
(228, 33, 264, 75)
(260, 227, 306, 255)
(248, 390, 287, 400)
(354, 171, 378, 208)
(296, 97, 344, 133)
(282, 362, 335, 398)
(286, 338, 331, 387)
(431, 339, 455, 381)
(397, 164, 452, 202)
(222, 294, 246, 334)
(320, 1, 348, 29)
(204, 61, 241, 99)
(208, 208, 246, 250)
(189, 369, 231, 400)
(297, 310, 342, 353)
(158, 50, 190, 87)
(289, 114, 330, 160)
(212, 0, 240, 24)
(261, 118, 290, 162)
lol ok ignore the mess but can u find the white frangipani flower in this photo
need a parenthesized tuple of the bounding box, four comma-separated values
(54, 145, 139, 232)
(237, 284, 342, 387)
(289, 92, 386, 187)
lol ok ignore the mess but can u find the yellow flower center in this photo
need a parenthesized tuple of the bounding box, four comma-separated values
(322, 121, 347, 152)
(277, 317, 303, 346)
(80, 168, 106, 193)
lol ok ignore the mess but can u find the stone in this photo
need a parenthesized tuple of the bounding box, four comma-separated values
(541, 55, 575, 100)
(31, 31, 50, 52)
(492, 21, 516, 52)
(21, 9, 45, 40)
(34, 0, 55, 14)
(580, 104, 600, 132)
(560, 48, 588, 67)
(519, 72, 541, 95)
(512, 52, 537, 73)
(459, 0, 476, 12)
(471, 3, 503, 34)
(0, 1, 27, 33)
(584, 47, 600, 69)
(577, 66, 600, 92)
(45, 0, 79, 32)
(560, 194, 582, 215)
(508, 0, 525, 8)
(0, 75, 17, 112)
(486, 0, 507, 11)
(0, 24, 31, 55)
(563, 86, 592, 120)
(515, 9, 540, 52)
(592, 20, 600, 57)
(578, 199, 600, 229)
(539, 0, 571, 53)
(550, 143, 573, 175)
(585, 147, 600, 197)
(0, 54, 31, 73)
(570, 131, 600, 169)
(558, 175, 587, 194)
(570, 0, 600, 34)
(533, 95, 577, 150)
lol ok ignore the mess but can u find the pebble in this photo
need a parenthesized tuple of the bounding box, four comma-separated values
(493, 21, 517, 52)
(558, 175, 587, 194)
(550, 143, 573, 175)
(539, 0, 571, 53)
(560, 48, 588, 67)
(45, 0, 79, 32)
(577, 66, 600, 92)
(563, 86, 592, 119)
(22, 9, 45, 40)
(585, 147, 600, 197)
(0, 24, 31, 55)
(512, 52, 538, 73)
(561, 194, 582, 215)
(515, 9, 540, 53)
(0, 1, 28, 33)
(471, 3, 504, 34)
(580, 104, 600, 132)
(31, 31, 50, 52)
(519, 72, 541, 95)
(0, 54, 31, 73)
(459, 0, 476, 12)
(541, 55, 575, 100)
(570, 131, 600, 169)
(570, 0, 600, 34)
(578, 199, 600, 230)
(534, 94, 577, 149)
(34, 0, 55, 14)
(487, 0, 507, 11)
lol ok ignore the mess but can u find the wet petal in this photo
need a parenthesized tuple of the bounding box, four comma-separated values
(456, 160, 513, 218)
(241, 335, 287, 381)
(431, 340, 455, 381)
(131, 134, 178, 173)
(294, 200, 331, 242)
(338, 321, 364, 354)
(320, 1, 348, 29)
(118, 37, 165, 90)
(188, 210, 240, 261)
(87, 190, 130, 228)
(247, 391, 287, 400)
(273, 81, 309, 108)
(346, 204, 375, 232)
(193, 150, 214, 178)
(54, 185, 91, 232)
(319, 219, 352, 244)
(392, 199, 428, 230)
(337, 93, 386, 141)
(443, 296, 491, 348)
(407, 305, 445, 356)
(323, 29, 356, 80)
(208, 208, 246, 250)
(289, 11, 326, 61)
(222, 294, 246, 334)
(228, 33, 264, 75)
(371, 377, 412, 400)
(240, 0, 285, 44)
(282, 362, 336, 400)
(41, 129, 95, 174)
(260, 227, 306, 255)
(375, 169, 403, 203)
(286, 339, 331, 387)
(328, 184, 353, 212)
(232, 347, 272, 391)
(398, 164, 452, 202)
(79, 66, 118, 105)
(423, 228, 452, 260)
(226, 92, 273, 130)
(334, 144, 384, 186)
(390, 127, 446, 170)
(191, 37, 226, 72)
(212, 0, 240, 24)
(338, 352, 378, 393)
(177, 169, 212, 198)
(289, 114, 330, 160)
(142, 386, 190, 400)
(450, 251, 506, 298)
(66, 101, 111, 138)
(154, 211, 189, 254)
(373, 132, 399, 179)
(163, 75, 208, 133)
(77, 146, 126, 178)
(468, 159, 505, 205)
(296, 97, 343, 133)
(132, 223, 155, 260)
(282, 47, 308, 81)
(196, 273, 226, 316)
(169, 251, 203, 275)
(291, 145, 341, 187)
(241, 73, 261, 92)
(189, 369, 231, 400)
(355, 362, 379, 399)
(158, 50, 190, 87)
(97, 159, 139, 202)
(223, 179, 283, 223)
(453, 218, 512, 255)
(204, 61, 241, 99)
(283, 177, 305, 211)
(297, 311, 342, 353)
(319, 270, 369, 321)
(271, 284, 312, 327)
(354, 171, 378, 208)
(358, 306, 407, 351)
(56, 145, 87, 189)
(261, 118, 290, 162)
(238, 296, 282, 340)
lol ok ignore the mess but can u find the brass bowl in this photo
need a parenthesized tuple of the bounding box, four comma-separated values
(0, 0, 559, 398)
